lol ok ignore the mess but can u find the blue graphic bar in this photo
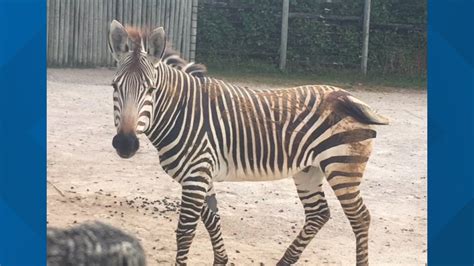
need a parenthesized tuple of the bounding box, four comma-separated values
(0, 0, 47, 264)
(428, 0, 474, 265)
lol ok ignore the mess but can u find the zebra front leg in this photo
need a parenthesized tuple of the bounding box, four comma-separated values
(277, 166, 330, 265)
(175, 175, 210, 265)
(201, 189, 228, 265)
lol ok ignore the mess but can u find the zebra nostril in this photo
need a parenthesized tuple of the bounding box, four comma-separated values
(112, 134, 120, 149)
(133, 137, 140, 151)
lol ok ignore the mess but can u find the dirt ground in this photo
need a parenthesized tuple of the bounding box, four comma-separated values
(47, 68, 427, 265)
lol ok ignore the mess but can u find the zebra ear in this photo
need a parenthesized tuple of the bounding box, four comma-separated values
(108, 20, 129, 62)
(148, 27, 166, 67)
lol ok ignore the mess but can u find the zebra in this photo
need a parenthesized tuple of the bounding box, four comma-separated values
(107, 20, 389, 265)
(47, 221, 146, 266)
(108, 25, 207, 79)
(161, 45, 207, 78)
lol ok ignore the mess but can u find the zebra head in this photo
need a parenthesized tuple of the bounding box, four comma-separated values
(108, 20, 166, 158)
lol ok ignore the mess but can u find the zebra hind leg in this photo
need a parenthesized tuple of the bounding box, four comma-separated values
(321, 141, 373, 266)
(201, 188, 228, 265)
(277, 166, 330, 265)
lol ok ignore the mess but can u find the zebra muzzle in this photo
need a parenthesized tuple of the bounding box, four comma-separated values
(112, 132, 140, 159)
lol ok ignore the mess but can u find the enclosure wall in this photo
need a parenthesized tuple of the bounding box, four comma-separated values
(47, 0, 198, 67)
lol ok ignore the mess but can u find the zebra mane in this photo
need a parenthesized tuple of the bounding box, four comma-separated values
(125, 26, 207, 78)
(162, 46, 207, 78)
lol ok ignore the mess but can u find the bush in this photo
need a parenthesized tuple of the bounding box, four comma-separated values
(196, 0, 426, 77)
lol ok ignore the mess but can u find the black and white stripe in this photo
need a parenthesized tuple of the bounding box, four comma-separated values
(108, 20, 388, 266)
(47, 222, 146, 266)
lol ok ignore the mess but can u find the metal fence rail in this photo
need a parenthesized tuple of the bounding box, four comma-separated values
(47, 0, 198, 67)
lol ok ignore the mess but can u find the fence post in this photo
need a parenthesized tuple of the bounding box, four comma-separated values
(361, 0, 371, 75)
(190, 0, 198, 62)
(279, 0, 289, 71)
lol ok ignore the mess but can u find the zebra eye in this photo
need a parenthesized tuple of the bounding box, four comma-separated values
(147, 87, 156, 93)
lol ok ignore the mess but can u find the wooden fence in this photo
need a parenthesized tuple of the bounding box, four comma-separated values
(47, 0, 198, 67)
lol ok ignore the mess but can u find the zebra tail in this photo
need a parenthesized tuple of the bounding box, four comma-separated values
(336, 93, 390, 125)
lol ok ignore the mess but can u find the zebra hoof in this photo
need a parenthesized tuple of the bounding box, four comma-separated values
(276, 259, 292, 266)
(213, 257, 229, 265)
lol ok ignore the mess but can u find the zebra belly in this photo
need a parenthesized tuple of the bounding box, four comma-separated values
(214, 163, 303, 182)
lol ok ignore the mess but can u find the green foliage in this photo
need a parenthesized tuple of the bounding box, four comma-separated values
(196, 0, 426, 77)
(204, 57, 426, 89)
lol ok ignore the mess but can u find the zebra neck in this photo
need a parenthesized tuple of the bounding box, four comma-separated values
(145, 65, 201, 155)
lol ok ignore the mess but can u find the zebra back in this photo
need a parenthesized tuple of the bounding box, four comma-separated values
(162, 45, 207, 78)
